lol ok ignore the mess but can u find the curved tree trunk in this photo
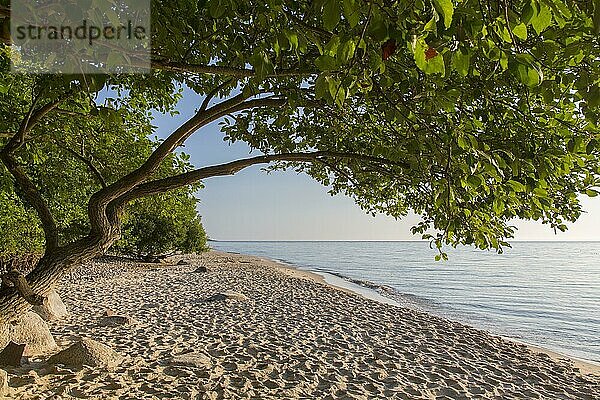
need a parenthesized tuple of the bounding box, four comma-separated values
(0, 232, 118, 324)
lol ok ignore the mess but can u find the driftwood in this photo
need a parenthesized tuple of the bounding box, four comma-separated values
(0, 341, 25, 366)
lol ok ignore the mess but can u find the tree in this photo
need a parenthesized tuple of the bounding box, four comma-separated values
(1, 0, 599, 322)
(113, 190, 209, 261)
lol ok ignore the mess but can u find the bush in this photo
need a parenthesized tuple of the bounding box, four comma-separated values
(111, 189, 209, 260)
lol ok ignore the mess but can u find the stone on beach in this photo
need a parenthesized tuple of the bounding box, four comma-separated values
(98, 315, 136, 327)
(0, 342, 25, 366)
(0, 369, 7, 396)
(205, 290, 249, 302)
(32, 289, 68, 321)
(170, 352, 212, 369)
(2, 312, 57, 356)
(193, 266, 208, 273)
(47, 339, 122, 369)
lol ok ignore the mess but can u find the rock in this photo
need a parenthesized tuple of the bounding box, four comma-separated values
(103, 309, 116, 317)
(33, 290, 68, 321)
(0, 369, 7, 396)
(48, 339, 122, 369)
(9, 312, 57, 356)
(99, 315, 136, 327)
(0, 342, 25, 366)
(205, 290, 249, 302)
(171, 352, 212, 369)
(193, 266, 208, 273)
(0, 323, 9, 352)
(177, 260, 189, 265)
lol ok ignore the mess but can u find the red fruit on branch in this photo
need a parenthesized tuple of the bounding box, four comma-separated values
(381, 39, 397, 61)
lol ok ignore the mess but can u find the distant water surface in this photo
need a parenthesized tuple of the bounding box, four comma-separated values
(210, 241, 600, 363)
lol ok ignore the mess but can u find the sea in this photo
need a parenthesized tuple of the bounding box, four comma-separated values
(210, 241, 600, 363)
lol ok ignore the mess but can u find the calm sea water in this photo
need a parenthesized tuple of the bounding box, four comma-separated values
(210, 241, 600, 363)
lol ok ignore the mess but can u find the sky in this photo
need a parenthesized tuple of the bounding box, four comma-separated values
(153, 89, 600, 241)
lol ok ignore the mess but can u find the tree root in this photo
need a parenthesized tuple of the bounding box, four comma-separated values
(0, 270, 44, 306)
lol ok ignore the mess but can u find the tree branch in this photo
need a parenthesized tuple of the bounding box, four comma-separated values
(87, 94, 289, 238)
(115, 151, 410, 205)
(3, 95, 67, 154)
(200, 78, 234, 112)
(92, 96, 287, 203)
(0, 153, 60, 250)
(151, 60, 317, 78)
(54, 141, 107, 188)
(0, 93, 74, 252)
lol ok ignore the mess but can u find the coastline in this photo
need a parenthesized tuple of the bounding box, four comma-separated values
(4, 250, 598, 398)
(217, 250, 600, 377)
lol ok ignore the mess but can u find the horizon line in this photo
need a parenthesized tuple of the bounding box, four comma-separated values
(208, 239, 600, 243)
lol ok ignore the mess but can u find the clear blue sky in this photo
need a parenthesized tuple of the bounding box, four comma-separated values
(153, 88, 600, 241)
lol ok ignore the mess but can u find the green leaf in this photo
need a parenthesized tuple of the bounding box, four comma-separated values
(315, 74, 329, 99)
(594, 0, 600, 34)
(513, 23, 528, 40)
(452, 50, 470, 77)
(207, 0, 226, 18)
(368, 13, 388, 41)
(586, 189, 599, 197)
(467, 175, 483, 188)
(412, 37, 445, 76)
(531, 3, 553, 34)
(284, 29, 299, 51)
(433, 0, 454, 29)
(507, 180, 526, 192)
(500, 26, 512, 43)
(521, 2, 535, 24)
(315, 55, 337, 71)
(323, 0, 341, 31)
(249, 52, 273, 80)
(516, 64, 540, 87)
(337, 38, 356, 63)
(342, 0, 360, 28)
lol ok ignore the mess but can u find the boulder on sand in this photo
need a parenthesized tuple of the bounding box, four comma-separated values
(0, 369, 8, 396)
(99, 315, 136, 327)
(171, 352, 212, 369)
(0, 342, 25, 366)
(32, 289, 68, 321)
(48, 339, 122, 369)
(0, 324, 8, 352)
(5, 312, 57, 356)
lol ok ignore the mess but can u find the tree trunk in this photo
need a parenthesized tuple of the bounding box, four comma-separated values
(0, 233, 117, 324)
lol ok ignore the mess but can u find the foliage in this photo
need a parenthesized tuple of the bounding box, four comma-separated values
(0, 72, 206, 259)
(112, 190, 209, 260)
(1, 0, 600, 260)
(0, 189, 44, 259)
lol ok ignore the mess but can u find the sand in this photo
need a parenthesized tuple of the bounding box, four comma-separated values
(3, 250, 599, 399)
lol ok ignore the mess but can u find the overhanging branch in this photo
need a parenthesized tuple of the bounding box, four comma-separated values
(115, 151, 410, 205)
(151, 60, 317, 78)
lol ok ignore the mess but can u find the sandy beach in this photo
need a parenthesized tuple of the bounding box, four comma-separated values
(3, 250, 599, 399)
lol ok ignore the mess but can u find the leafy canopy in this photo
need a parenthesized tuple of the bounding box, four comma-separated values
(1, 0, 600, 257)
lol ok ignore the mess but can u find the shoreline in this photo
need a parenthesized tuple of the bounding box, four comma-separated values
(4, 250, 598, 398)
(212, 250, 600, 376)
